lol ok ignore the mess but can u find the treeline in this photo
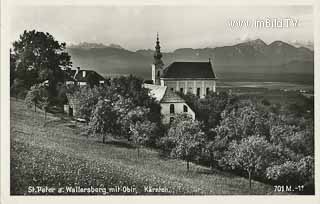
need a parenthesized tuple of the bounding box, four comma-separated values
(179, 92, 314, 193)
(66, 76, 163, 148)
(10, 30, 72, 105)
(67, 76, 314, 193)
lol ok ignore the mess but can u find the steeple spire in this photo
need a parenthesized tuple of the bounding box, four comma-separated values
(154, 32, 163, 65)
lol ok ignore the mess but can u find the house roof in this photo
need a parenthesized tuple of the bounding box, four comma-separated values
(161, 88, 185, 103)
(161, 61, 216, 79)
(143, 84, 167, 102)
(143, 83, 185, 103)
(74, 70, 105, 82)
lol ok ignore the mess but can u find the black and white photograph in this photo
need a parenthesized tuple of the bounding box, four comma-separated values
(1, 0, 319, 201)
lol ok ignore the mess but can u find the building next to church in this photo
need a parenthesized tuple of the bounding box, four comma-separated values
(146, 34, 217, 123)
(144, 83, 195, 124)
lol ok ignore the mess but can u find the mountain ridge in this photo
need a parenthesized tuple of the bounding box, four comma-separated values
(67, 39, 314, 80)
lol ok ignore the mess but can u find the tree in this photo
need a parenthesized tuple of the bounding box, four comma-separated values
(12, 30, 72, 97)
(224, 136, 276, 190)
(214, 99, 271, 144)
(25, 83, 50, 118)
(166, 115, 205, 171)
(130, 120, 157, 158)
(39, 96, 50, 120)
(110, 75, 149, 106)
(201, 91, 232, 130)
(25, 84, 42, 112)
(112, 96, 136, 138)
(69, 86, 102, 121)
(87, 98, 117, 143)
(10, 78, 28, 99)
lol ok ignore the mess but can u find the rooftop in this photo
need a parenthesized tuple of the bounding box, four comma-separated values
(161, 61, 216, 79)
(143, 83, 185, 103)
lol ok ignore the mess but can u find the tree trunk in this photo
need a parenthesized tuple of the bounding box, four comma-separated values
(44, 110, 47, 120)
(187, 160, 190, 172)
(248, 169, 252, 190)
(34, 103, 36, 112)
(210, 153, 215, 171)
(137, 147, 140, 159)
(102, 134, 105, 143)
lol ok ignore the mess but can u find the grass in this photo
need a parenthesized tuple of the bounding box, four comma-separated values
(10, 98, 283, 195)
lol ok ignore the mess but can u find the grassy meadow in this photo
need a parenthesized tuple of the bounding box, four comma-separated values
(10, 98, 284, 195)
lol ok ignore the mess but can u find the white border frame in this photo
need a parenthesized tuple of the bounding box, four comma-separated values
(1, 0, 319, 203)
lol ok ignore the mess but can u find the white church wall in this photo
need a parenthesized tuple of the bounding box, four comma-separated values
(162, 79, 216, 98)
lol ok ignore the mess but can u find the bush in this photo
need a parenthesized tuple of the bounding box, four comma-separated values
(266, 156, 314, 186)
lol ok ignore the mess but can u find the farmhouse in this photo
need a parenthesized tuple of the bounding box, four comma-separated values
(146, 34, 217, 123)
(65, 67, 105, 86)
(64, 67, 105, 117)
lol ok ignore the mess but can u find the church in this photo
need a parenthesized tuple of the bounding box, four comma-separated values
(145, 34, 217, 124)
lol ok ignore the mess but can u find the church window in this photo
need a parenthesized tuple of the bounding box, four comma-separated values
(197, 88, 201, 97)
(206, 87, 210, 95)
(183, 105, 188, 112)
(170, 104, 175, 114)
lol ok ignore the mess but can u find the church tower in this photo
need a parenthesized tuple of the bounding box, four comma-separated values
(152, 33, 164, 85)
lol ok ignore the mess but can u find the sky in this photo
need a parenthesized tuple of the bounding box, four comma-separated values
(9, 5, 313, 51)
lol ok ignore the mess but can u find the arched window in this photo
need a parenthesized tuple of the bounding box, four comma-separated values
(183, 105, 188, 112)
(170, 104, 175, 114)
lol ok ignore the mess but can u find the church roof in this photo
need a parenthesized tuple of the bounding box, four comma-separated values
(161, 61, 216, 79)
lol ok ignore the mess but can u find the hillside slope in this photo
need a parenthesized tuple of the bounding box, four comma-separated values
(10, 99, 282, 195)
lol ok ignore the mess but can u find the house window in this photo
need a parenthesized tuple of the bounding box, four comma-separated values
(170, 87, 174, 92)
(170, 117, 175, 124)
(206, 87, 210, 95)
(157, 70, 160, 77)
(183, 105, 188, 112)
(170, 104, 175, 114)
(197, 88, 201, 97)
(180, 88, 184, 93)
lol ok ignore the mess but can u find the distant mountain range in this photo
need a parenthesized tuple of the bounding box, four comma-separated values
(67, 39, 314, 82)
(68, 42, 124, 49)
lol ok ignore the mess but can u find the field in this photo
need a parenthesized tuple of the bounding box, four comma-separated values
(10, 98, 285, 195)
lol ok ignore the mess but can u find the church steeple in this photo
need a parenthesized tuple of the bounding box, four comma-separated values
(154, 33, 164, 65)
(151, 33, 164, 85)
